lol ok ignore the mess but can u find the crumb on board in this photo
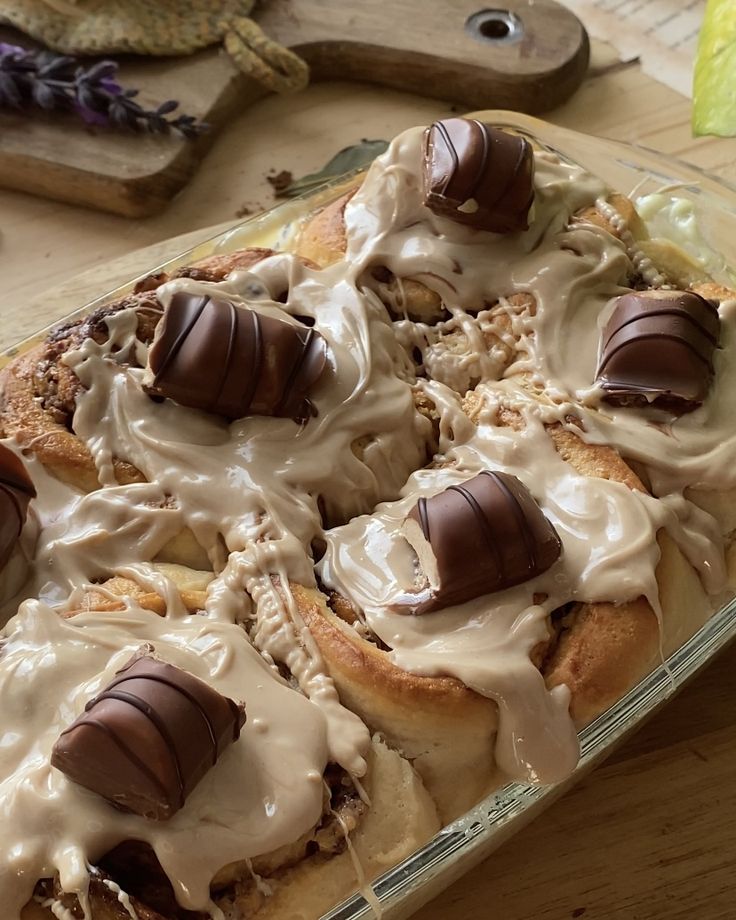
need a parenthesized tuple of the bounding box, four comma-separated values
(266, 169, 294, 194)
(235, 203, 261, 218)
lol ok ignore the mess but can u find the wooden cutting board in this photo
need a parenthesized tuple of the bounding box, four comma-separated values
(0, 0, 588, 217)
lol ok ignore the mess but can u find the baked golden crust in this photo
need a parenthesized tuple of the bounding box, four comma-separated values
(544, 531, 710, 725)
(486, 399, 711, 723)
(574, 192, 648, 241)
(5, 125, 734, 920)
(0, 248, 278, 493)
(1, 346, 145, 492)
(62, 565, 213, 618)
(135, 247, 280, 291)
(24, 571, 439, 920)
(691, 280, 736, 302)
(290, 582, 498, 823)
(541, 424, 710, 723)
(543, 597, 658, 726)
(307, 388, 711, 794)
(297, 189, 356, 268)
(25, 741, 437, 920)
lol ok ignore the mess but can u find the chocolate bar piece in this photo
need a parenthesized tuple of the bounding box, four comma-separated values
(423, 118, 535, 233)
(596, 290, 720, 412)
(402, 471, 561, 614)
(0, 444, 36, 569)
(145, 293, 327, 422)
(51, 654, 246, 820)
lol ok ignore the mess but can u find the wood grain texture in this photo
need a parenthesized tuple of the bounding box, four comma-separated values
(0, 0, 588, 216)
(419, 643, 736, 920)
(0, 36, 258, 218)
(259, 0, 589, 111)
(0, 36, 735, 920)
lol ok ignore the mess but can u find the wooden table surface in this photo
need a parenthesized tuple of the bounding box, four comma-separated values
(1, 31, 735, 920)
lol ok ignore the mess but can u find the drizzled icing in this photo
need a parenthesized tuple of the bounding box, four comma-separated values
(319, 381, 725, 782)
(341, 126, 736, 496)
(0, 216, 439, 913)
(0, 122, 734, 918)
(393, 305, 516, 393)
(522, 278, 736, 495)
(594, 197, 671, 289)
(343, 131, 614, 310)
(100, 879, 138, 920)
(0, 593, 328, 916)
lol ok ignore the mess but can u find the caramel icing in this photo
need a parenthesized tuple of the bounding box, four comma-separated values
(318, 381, 725, 783)
(0, 590, 328, 916)
(342, 126, 736, 494)
(1, 122, 734, 917)
(100, 879, 138, 919)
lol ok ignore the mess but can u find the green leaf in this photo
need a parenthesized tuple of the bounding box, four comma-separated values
(279, 139, 389, 198)
(693, 0, 736, 137)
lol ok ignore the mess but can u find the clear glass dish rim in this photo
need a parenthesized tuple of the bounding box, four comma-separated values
(6, 110, 736, 920)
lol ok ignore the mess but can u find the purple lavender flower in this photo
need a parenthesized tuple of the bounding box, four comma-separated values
(0, 43, 27, 58)
(0, 44, 206, 138)
(100, 77, 123, 96)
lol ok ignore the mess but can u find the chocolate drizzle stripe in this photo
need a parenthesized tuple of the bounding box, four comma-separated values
(273, 328, 315, 417)
(505, 140, 531, 209)
(601, 306, 720, 350)
(434, 121, 460, 198)
(211, 300, 239, 413)
(486, 471, 539, 573)
(240, 309, 263, 414)
(448, 482, 506, 583)
(153, 295, 209, 386)
(598, 331, 716, 376)
(417, 496, 431, 543)
(484, 131, 526, 213)
(94, 688, 187, 807)
(106, 670, 222, 764)
(68, 715, 174, 805)
(467, 120, 490, 199)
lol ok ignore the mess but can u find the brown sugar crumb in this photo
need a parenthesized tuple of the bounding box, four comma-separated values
(267, 169, 294, 195)
(235, 203, 263, 218)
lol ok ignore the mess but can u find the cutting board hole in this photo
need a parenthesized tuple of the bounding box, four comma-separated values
(465, 9, 523, 44)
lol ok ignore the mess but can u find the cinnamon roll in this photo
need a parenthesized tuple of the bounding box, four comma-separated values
(1, 115, 734, 920)
(307, 384, 714, 819)
(0, 248, 278, 495)
(12, 570, 438, 920)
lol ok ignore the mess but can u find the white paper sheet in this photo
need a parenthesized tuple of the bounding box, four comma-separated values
(562, 0, 705, 97)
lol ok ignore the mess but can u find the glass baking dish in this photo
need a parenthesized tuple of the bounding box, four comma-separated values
(4, 111, 736, 919)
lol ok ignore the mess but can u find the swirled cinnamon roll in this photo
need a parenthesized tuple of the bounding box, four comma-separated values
(9, 569, 437, 920)
(0, 248, 279, 494)
(306, 383, 716, 820)
(2, 115, 735, 920)
(295, 119, 700, 406)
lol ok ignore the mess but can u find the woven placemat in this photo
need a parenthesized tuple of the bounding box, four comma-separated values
(0, 0, 309, 92)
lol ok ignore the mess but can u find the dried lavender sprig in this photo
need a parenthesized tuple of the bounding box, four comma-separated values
(0, 43, 207, 138)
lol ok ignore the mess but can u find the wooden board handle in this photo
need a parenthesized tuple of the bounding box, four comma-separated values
(256, 0, 589, 112)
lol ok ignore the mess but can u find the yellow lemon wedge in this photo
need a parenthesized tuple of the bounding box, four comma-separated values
(693, 0, 736, 136)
